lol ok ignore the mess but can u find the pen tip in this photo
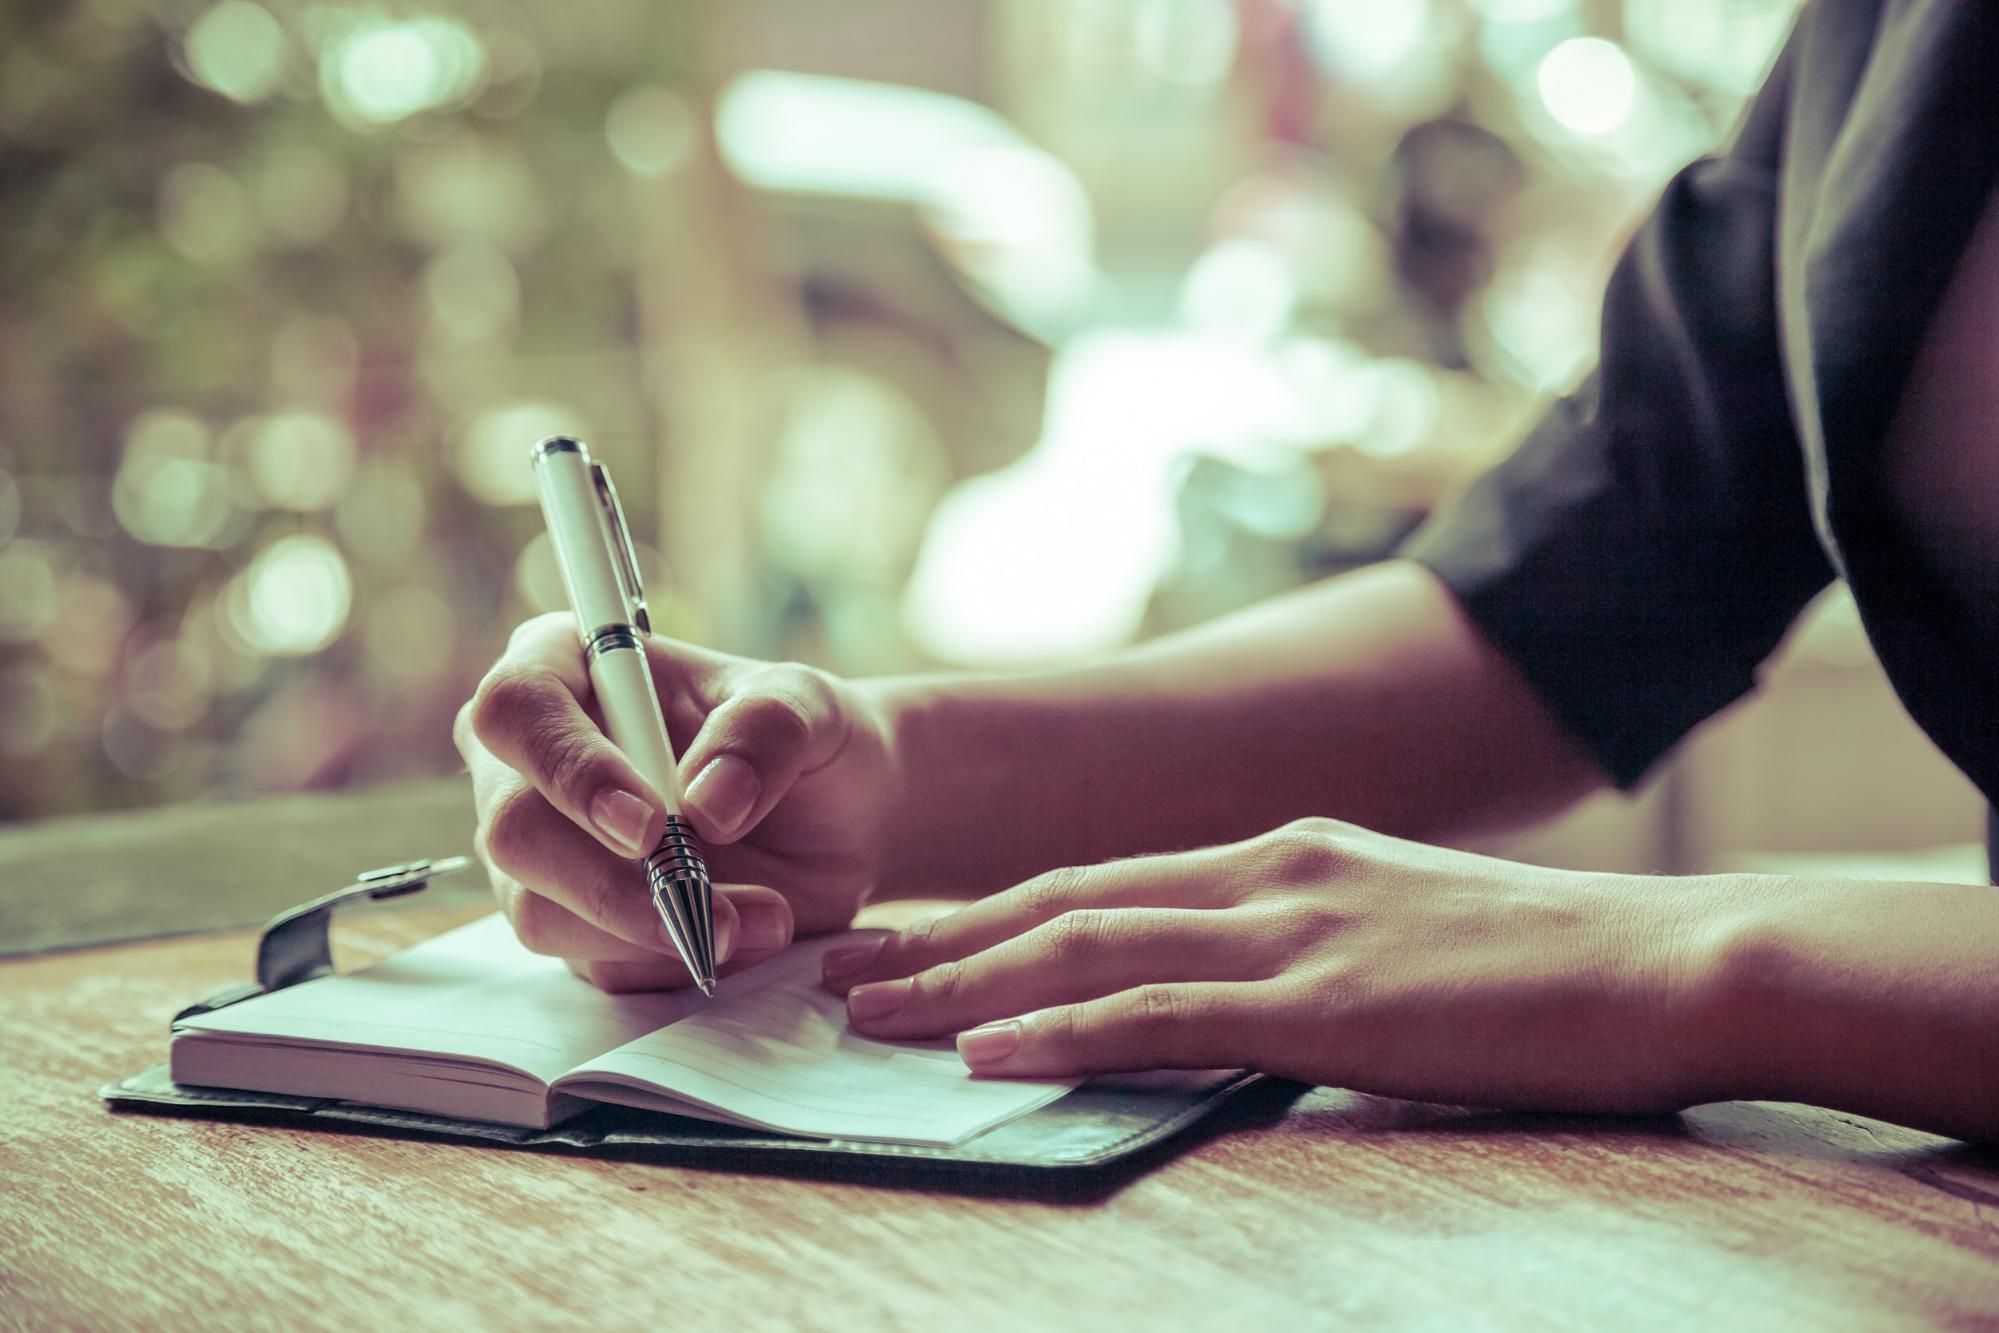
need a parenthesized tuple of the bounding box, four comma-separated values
(695, 975, 717, 998)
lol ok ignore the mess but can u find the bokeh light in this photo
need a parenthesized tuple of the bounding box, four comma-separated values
(1133, 0, 1239, 89)
(0, 541, 59, 642)
(1180, 238, 1298, 340)
(247, 411, 357, 511)
(1536, 37, 1638, 138)
(112, 456, 240, 548)
(319, 15, 486, 128)
(606, 86, 693, 177)
(159, 162, 257, 266)
(224, 534, 353, 656)
(184, 1, 287, 105)
(112, 411, 242, 549)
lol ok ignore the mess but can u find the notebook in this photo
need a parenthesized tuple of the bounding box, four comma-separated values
(170, 914, 1076, 1147)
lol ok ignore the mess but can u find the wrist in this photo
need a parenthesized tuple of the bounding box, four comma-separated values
(1663, 874, 1781, 1107)
(1672, 872, 1877, 1111)
(852, 670, 1087, 896)
(850, 674, 949, 895)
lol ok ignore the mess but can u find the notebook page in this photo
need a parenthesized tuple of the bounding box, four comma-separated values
(558, 933, 1079, 1146)
(175, 914, 707, 1087)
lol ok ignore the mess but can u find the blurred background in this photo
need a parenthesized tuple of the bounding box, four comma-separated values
(0, 0, 1984, 878)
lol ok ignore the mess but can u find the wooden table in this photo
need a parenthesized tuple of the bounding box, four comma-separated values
(6, 798, 1999, 1329)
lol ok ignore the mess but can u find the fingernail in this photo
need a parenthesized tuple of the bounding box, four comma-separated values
(846, 977, 910, 1022)
(821, 936, 885, 982)
(957, 1022, 1021, 1069)
(684, 755, 759, 839)
(590, 788, 655, 857)
(736, 902, 788, 953)
(664, 904, 735, 962)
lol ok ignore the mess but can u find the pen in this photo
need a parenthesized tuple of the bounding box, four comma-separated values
(529, 435, 718, 995)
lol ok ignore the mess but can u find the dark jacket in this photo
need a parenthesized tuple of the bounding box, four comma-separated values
(1407, 0, 1999, 808)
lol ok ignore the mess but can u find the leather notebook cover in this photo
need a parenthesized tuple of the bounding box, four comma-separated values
(101, 1064, 1267, 1170)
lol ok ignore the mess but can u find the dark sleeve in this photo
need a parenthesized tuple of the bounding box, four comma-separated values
(1399, 28, 1834, 788)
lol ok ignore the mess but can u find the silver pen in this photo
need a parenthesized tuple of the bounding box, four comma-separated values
(530, 435, 717, 994)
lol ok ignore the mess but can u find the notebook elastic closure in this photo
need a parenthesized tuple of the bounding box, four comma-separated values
(171, 855, 471, 1024)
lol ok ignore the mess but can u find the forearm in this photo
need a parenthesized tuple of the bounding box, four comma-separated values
(1699, 874, 1999, 1142)
(867, 559, 1607, 896)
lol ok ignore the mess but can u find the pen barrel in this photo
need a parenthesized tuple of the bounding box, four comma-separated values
(531, 438, 628, 640)
(585, 638, 686, 816)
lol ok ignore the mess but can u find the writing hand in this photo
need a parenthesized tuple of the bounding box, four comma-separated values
(456, 614, 901, 991)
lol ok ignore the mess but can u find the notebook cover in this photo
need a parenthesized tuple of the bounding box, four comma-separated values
(101, 1064, 1279, 1171)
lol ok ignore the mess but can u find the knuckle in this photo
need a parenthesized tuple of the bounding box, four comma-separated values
(509, 891, 568, 956)
(1127, 983, 1189, 1036)
(723, 662, 843, 762)
(758, 661, 835, 709)
(1036, 1002, 1080, 1051)
(1256, 820, 1348, 886)
(740, 675, 818, 747)
(483, 789, 545, 876)
(469, 668, 555, 748)
(1014, 865, 1085, 924)
(1041, 909, 1116, 967)
(920, 958, 966, 1008)
(891, 915, 940, 965)
(576, 859, 631, 933)
(539, 726, 615, 806)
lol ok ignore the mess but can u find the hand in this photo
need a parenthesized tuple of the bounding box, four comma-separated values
(822, 818, 1734, 1113)
(455, 614, 901, 991)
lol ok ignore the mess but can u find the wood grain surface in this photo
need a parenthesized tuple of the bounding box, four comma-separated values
(7, 903, 1999, 1330)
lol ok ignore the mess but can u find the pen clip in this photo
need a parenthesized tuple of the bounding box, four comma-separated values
(590, 460, 651, 636)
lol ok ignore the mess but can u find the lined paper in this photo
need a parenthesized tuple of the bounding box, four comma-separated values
(558, 936, 1078, 1146)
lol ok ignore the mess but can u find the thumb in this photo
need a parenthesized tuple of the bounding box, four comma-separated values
(677, 665, 848, 844)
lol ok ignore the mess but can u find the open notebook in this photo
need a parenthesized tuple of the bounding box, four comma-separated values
(170, 915, 1076, 1147)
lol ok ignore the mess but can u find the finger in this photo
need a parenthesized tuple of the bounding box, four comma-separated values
(676, 664, 848, 845)
(481, 774, 757, 961)
(821, 851, 1244, 992)
(636, 633, 735, 751)
(492, 878, 657, 962)
(499, 878, 790, 969)
(954, 983, 1263, 1078)
(468, 614, 670, 860)
(843, 908, 1265, 1041)
(693, 840, 875, 937)
(564, 886, 796, 993)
